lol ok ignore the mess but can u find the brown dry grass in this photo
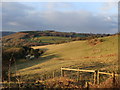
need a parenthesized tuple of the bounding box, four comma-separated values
(44, 77, 82, 88)
(90, 77, 120, 88)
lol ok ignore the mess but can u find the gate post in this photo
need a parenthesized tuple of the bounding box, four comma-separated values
(94, 70, 99, 84)
(77, 68, 80, 82)
(61, 67, 63, 77)
(94, 70, 96, 84)
(112, 71, 116, 87)
(96, 70, 99, 84)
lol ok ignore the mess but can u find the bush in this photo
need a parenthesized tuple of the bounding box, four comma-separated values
(2, 47, 26, 63)
(88, 38, 104, 45)
(2, 46, 45, 64)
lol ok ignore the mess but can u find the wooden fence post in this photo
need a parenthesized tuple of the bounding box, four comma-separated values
(60, 68, 119, 85)
(53, 71, 55, 78)
(94, 70, 99, 84)
(96, 70, 99, 84)
(94, 70, 96, 84)
(61, 67, 63, 77)
(70, 71, 72, 79)
(85, 82, 89, 89)
(77, 68, 80, 82)
(63, 70, 64, 77)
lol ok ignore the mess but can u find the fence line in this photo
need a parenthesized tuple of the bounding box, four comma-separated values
(61, 67, 119, 85)
(99, 72, 119, 76)
(61, 67, 119, 76)
(61, 68, 95, 72)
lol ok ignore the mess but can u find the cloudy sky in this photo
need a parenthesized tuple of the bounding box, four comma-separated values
(2, 2, 118, 33)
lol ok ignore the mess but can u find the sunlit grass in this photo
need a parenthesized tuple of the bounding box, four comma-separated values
(11, 35, 119, 81)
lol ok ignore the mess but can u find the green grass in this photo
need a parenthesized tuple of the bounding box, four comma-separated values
(11, 35, 119, 81)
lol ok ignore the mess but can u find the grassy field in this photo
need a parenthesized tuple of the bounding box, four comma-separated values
(11, 35, 118, 81)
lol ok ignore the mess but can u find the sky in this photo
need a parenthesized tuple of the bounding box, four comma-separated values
(2, 2, 118, 34)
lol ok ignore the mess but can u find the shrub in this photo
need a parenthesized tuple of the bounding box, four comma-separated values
(88, 38, 104, 45)
(2, 47, 26, 63)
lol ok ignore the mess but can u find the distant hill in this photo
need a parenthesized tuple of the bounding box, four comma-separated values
(1, 31, 16, 37)
(2, 30, 112, 47)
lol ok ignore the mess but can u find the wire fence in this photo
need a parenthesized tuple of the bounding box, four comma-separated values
(2, 67, 120, 88)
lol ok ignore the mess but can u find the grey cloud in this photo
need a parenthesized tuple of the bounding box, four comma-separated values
(2, 2, 118, 34)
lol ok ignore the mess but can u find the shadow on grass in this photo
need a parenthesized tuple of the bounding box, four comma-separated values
(13, 54, 60, 71)
(80, 62, 111, 71)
